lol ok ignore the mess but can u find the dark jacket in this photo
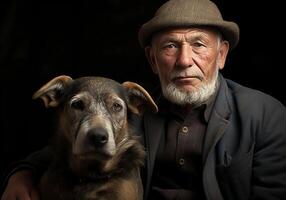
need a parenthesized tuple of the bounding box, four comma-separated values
(2, 75, 286, 200)
(142, 75, 286, 200)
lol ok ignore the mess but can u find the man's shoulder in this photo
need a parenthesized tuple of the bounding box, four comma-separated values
(224, 78, 285, 115)
(226, 79, 283, 105)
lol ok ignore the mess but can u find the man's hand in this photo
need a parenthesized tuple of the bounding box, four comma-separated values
(1, 170, 40, 200)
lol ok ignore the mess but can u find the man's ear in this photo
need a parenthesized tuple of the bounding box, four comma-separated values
(145, 46, 158, 74)
(122, 81, 158, 115)
(218, 40, 229, 70)
(32, 75, 73, 108)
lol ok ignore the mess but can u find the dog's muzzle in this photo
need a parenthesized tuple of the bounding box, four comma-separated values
(86, 128, 108, 147)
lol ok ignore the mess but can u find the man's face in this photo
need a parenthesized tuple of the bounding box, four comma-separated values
(145, 27, 229, 106)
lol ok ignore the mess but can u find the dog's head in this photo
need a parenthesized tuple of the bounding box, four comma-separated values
(32, 75, 157, 166)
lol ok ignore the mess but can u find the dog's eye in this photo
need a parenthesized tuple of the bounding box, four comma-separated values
(70, 99, 85, 110)
(111, 102, 123, 112)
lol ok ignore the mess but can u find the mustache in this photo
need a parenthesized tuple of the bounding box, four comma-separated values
(170, 69, 204, 81)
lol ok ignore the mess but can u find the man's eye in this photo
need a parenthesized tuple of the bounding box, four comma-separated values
(164, 43, 177, 49)
(193, 42, 204, 47)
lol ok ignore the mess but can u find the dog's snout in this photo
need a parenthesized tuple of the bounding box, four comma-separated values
(87, 128, 108, 147)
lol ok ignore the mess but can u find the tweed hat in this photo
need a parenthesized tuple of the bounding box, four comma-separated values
(138, 0, 239, 50)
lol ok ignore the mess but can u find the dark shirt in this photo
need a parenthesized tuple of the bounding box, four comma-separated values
(149, 93, 216, 200)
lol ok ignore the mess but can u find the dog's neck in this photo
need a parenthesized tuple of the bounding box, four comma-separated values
(76, 167, 125, 184)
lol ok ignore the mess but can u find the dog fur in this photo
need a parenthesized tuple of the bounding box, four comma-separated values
(32, 75, 158, 200)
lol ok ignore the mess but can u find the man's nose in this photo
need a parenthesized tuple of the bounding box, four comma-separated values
(175, 44, 194, 68)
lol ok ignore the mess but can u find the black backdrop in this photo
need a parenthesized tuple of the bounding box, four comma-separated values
(1, 0, 285, 187)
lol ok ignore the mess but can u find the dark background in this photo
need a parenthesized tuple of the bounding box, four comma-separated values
(0, 0, 285, 187)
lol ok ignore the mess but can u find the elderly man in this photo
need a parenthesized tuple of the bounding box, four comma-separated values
(1, 0, 286, 200)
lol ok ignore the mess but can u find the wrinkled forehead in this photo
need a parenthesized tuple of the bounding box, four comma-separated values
(64, 77, 126, 100)
(151, 26, 221, 45)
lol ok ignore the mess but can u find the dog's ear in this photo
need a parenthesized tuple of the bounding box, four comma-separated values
(122, 81, 158, 115)
(32, 75, 73, 108)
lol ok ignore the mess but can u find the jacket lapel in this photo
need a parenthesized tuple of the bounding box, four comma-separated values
(143, 111, 165, 198)
(202, 75, 232, 200)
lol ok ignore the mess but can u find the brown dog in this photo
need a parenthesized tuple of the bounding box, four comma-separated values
(32, 75, 158, 200)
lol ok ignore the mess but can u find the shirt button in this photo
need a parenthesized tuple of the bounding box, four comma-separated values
(179, 158, 185, 165)
(180, 126, 188, 134)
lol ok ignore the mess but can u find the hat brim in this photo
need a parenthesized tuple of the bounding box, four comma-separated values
(139, 20, 239, 50)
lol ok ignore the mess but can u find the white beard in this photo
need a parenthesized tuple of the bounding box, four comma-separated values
(161, 69, 219, 107)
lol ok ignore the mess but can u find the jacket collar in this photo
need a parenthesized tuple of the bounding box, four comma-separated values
(202, 74, 232, 200)
(202, 74, 232, 163)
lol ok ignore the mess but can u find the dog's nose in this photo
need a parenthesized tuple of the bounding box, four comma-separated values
(87, 128, 108, 147)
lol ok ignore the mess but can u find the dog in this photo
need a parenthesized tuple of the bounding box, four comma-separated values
(32, 75, 158, 200)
